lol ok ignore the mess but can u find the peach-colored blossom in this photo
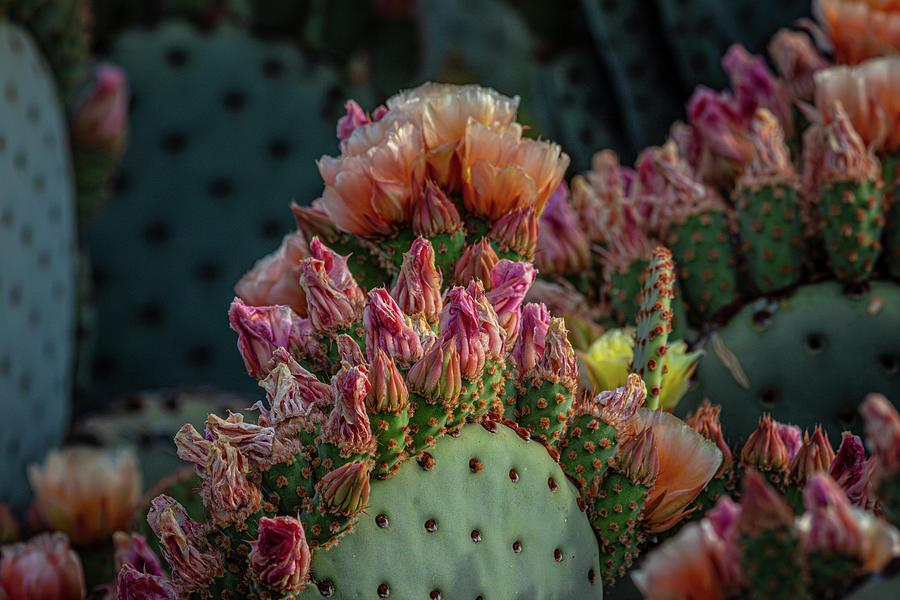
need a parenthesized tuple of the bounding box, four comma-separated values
(235, 231, 310, 316)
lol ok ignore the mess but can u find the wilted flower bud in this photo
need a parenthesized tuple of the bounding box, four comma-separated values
(228, 299, 305, 379)
(116, 563, 176, 600)
(309, 238, 366, 309)
(412, 180, 463, 237)
(321, 366, 375, 454)
(391, 237, 443, 323)
(586, 372, 647, 434)
(364, 288, 424, 365)
(202, 439, 262, 527)
(511, 303, 550, 374)
(466, 280, 504, 361)
(533, 317, 578, 388)
(205, 412, 276, 467)
(830, 433, 878, 510)
(485, 260, 535, 345)
(802, 474, 864, 557)
(174, 424, 211, 475)
(722, 43, 793, 136)
(0, 533, 84, 600)
(153, 504, 222, 594)
(768, 29, 828, 102)
(452, 238, 499, 290)
(113, 531, 163, 576)
(439, 287, 486, 379)
(299, 258, 362, 333)
(248, 516, 311, 592)
(861, 393, 900, 480)
(317, 461, 371, 515)
(71, 64, 129, 154)
(821, 101, 881, 185)
(256, 358, 329, 430)
(336, 334, 366, 368)
(27, 447, 141, 546)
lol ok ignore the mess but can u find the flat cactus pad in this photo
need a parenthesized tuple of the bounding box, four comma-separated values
(0, 21, 76, 510)
(678, 281, 900, 441)
(297, 422, 604, 599)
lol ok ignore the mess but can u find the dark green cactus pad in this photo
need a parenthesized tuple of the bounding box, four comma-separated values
(739, 528, 805, 600)
(878, 475, 900, 526)
(806, 551, 860, 600)
(370, 409, 410, 478)
(591, 470, 647, 587)
(262, 451, 316, 516)
(821, 179, 885, 283)
(883, 154, 900, 280)
(736, 184, 804, 293)
(668, 211, 740, 322)
(558, 416, 617, 496)
(84, 21, 351, 410)
(678, 281, 900, 442)
(0, 22, 76, 511)
(296, 421, 603, 599)
(608, 259, 647, 326)
(516, 379, 574, 445)
(845, 569, 900, 600)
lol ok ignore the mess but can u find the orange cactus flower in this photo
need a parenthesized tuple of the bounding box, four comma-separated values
(27, 447, 141, 547)
(816, 0, 900, 64)
(234, 231, 310, 317)
(627, 408, 723, 533)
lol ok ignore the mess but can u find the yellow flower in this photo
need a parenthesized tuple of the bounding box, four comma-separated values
(27, 447, 141, 546)
(579, 328, 703, 412)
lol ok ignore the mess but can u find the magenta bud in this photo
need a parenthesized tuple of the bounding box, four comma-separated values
(364, 288, 423, 366)
(116, 564, 176, 600)
(113, 532, 164, 577)
(413, 180, 463, 237)
(309, 238, 365, 308)
(248, 516, 311, 593)
(321, 366, 375, 454)
(439, 287, 486, 379)
(228, 298, 304, 379)
(337, 100, 372, 142)
(71, 64, 129, 154)
(722, 43, 793, 136)
(511, 302, 550, 374)
(534, 182, 591, 276)
(485, 260, 536, 345)
(299, 258, 362, 333)
(391, 237, 443, 323)
(830, 433, 878, 510)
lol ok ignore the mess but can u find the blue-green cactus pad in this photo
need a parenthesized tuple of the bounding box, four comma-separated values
(84, 21, 346, 409)
(298, 422, 603, 599)
(0, 22, 76, 511)
(678, 281, 900, 441)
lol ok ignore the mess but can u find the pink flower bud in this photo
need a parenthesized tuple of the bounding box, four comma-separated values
(736, 109, 799, 191)
(364, 288, 423, 365)
(618, 427, 659, 487)
(686, 400, 734, 476)
(0, 533, 84, 600)
(466, 280, 504, 361)
(116, 564, 176, 600)
(321, 366, 374, 454)
(336, 334, 366, 368)
(146, 496, 204, 542)
(248, 516, 311, 593)
(511, 303, 550, 374)
(205, 412, 275, 467)
(317, 461, 371, 515)
(738, 470, 795, 535)
(368, 348, 409, 413)
(71, 64, 128, 154)
(789, 426, 835, 487)
(228, 299, 305, 379)
(309, 238, 365, 309)
(438, 287, 486, 379)
(202, 439, 262, 527)
(407, 337, 462, 402)
(299, 258, 362, 332)
(391, 237, 443, 323)
(337, 100, 372, 142)
(802, 474, 863, 557)
(452, 239, 499, 290)
(413, 180, 463, 237)
(154, 504, 222, 594)
(722, 44, 793, 136)
(535, 182, 591, 276)
(534, 317, 577, 388)
(707, 496, 740, 542)
(830, 433, 878, 510)
(777, 422, 804, 464)
(489, 206, 538, 259)
(860, 393, 900, 479)
(485, 260, 535, 344)
(740, 415, 790, 473)
(113, 532, 164, 576)
(684, 87, 754, 185)
(290, 201, 340, 244)
(633, 140, 715, 230)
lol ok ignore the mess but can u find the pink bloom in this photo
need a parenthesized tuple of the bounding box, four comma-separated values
(234, 231, 310, 317)
(337, 100, 372, 141)
(248, 516, 311, 592)
(722, 43, 794, 136)
(438, 287, 486, 379)
(534, 182, 591, 276)
(391, 237, 443, 323)
(485, 260, 536, 345)
(71, 64, 129, 153)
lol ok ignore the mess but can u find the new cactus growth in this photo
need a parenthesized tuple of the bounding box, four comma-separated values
(631, 247, 675, 409)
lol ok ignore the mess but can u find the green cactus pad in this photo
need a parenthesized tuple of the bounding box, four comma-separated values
(882, 154, 900, 280)
(591, 470, 647, 587)
(516, 379, 574, 445)
(821, 179, 885, 283)
(608, 259, 647, 326)
(739, 527, 805, 600)
(736, 184, 805, 293)
(558, 416, 618, 496)
(407, 392, 454, 455)
(668, 211, 740, 322)
(84, 20, 351, 409)
(678, 281, 900, 441)
(262, 451, 316, 516)
(370, 409, 410, 477)
(0, 22, 76, 511)
(296, 421, 603, 599)
(632, 248, 674, 409)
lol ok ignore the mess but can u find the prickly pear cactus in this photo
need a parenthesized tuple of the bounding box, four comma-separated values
(679, 281, 900, 441)
(83, 21, 350, 410)
(0, 22, 76, 511)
